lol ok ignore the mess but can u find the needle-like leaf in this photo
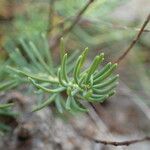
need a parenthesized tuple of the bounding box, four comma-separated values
(0, 103, 14, 109)
(32, 94, 56, 112)
(61, 54, 69, 82)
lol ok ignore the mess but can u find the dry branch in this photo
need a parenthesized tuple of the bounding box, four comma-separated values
(51, 0, 95, 50)
(62, 0, 94, 36)
(115, 13, 150, 64)
(93, 136, 150, 146)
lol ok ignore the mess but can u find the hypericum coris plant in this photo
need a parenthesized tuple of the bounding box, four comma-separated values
(4, 34, 119, 113)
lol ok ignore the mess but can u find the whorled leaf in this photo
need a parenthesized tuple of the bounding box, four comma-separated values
(5, 36, 119, 113)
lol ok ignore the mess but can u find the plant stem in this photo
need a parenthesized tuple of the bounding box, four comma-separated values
(115, 13, 150, 64)
(51, 0, 95, 50)
(93, 136, 150, 146)
(63, 0, 94, 36)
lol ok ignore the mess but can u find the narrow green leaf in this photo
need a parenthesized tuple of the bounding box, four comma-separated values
(78, 73, 87, 87)
(93, 74, 119, 88)
(32, 94, 56, 112)
(93, 82, 118, 95)
(94, 62, 112, 80)
(60, 37, 65, 61)
(29, 41, 52, 74)
(7, 66, 58, 84)
(94, 63, 118, 84)
(0, 80, 16, 91)
(57, 68, 67, 86)
(71, 97, 88, 112)
(85, 54, 104, 83)
(61, 54, 69, 82)
(20, 38, 43, 70)
(55, 95, 63, 113)
(83, 90, 93, 98)
(88, 95, 108, 102)
(41, 33, 53, 68)
(14, 48, 28, 66)
(89, 75, 94, 86)
(108, 90, 116, 97)
(80, 47, 89, 66)
(73, 55, 83, 84)
(0, 103, 14, 109)
(28, 77, 65, 93)
(0, 110, 18, 117)
(71, 89, 79, 96)
(73, 48, 89, 84)
(65, 96, 71, 110)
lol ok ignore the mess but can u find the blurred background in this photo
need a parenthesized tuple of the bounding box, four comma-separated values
(0, 0, 150, 149)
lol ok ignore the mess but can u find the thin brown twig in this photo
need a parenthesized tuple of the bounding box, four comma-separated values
(93, 136, 150, 146)
(69, 116, 150, 147)
(69, 102, 125, 150)
(51, 0, 94, 50)
(62, 0, 94, 36)
(115, 13, 150, 64)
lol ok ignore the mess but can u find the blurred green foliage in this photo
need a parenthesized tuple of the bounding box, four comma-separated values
(0, 0, 149, 133)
